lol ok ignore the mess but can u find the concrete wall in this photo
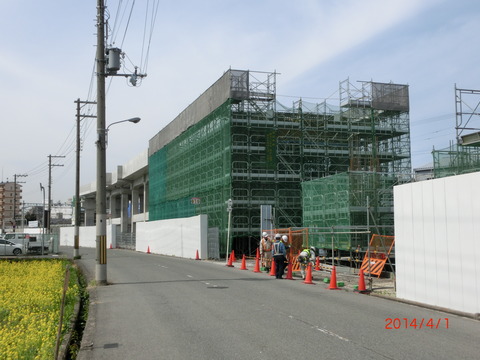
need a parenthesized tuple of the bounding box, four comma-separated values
(59, 226, 108, 248)
(394, 171, 480, 315)
(136, 215, 208, 259)
(60, 214, 208, 260)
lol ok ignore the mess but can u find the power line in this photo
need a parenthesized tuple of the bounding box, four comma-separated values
(120, 0, 135, 48)
(20, 1, 156, 204)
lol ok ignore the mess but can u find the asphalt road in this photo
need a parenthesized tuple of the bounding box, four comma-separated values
(71, 247, 480, 360)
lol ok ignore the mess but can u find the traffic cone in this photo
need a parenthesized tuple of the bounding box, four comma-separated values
(109, 243, 112, 249)
(195, 249, 200, 260)
(328, 266, 339, 290)
(253, 255, 261, 273)
(240, 254, 247, 270)
(226, 251, 234, 267)
(147, 246, 151, 254)
(256, 247, 260, 259)
(303, 263, 314, 284)
(285, 258, 294, 280)
(315, 256, 321, 271)
(231, 250, 236, 262)
(356, 268, 368, 293)
(269, 259, 276, 276)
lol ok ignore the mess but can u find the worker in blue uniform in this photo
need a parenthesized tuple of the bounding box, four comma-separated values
(272, 234, 287, 279)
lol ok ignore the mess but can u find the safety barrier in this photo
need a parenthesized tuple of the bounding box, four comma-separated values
(290, 256, 301, 272)
(360, 234, 395, 277)
(360, 256, 388, 277)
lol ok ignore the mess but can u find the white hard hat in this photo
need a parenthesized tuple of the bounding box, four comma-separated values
(282, 235, 288, 242)
(262, 232, 268, 237)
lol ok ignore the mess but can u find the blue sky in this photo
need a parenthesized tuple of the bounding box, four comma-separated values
(1, 0, 479, 204)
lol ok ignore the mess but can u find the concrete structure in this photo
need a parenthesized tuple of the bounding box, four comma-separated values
(413, 163, 434, 181)
(148, 70, 411, 256)
(79, 150, 148, 248)
(60, 214, 210, 259)
(394, 171, 480, 315)
(136, 214, 209, 259)
(50, 202, 73, 223)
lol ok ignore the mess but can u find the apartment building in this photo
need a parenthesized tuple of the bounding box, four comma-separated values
(0, 181, 22, 232)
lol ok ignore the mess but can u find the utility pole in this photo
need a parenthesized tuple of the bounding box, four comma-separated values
(13, 174, 27, 231)
(95, 0, 145, 284)
(74, 98, 96, 259)
(47, 155, 65, 234)
(96, 0, 108, 284)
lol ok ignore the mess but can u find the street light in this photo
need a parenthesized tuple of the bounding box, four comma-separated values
(95, 116, 140, 285)
(106, 117, 141, 130)
(105, 117, 141, 147)
(40, 183, 45, 233)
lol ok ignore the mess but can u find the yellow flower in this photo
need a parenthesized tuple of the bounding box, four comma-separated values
(0, 260, 80, 358)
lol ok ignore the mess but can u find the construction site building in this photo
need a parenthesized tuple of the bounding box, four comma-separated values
(148, 70, 412, 256)
(302, 172, 399, 251)
(433, 143, 480, 178)
(433, 86, 480, 178)
(302, 80, 411, 251)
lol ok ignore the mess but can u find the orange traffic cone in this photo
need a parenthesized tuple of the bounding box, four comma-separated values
(328, 266, 339, 290)
(315, 256, 321, 271)
(195, 249, 200, 260)
(226, 251, 234, 267)
(147, 246, 151, 254)
(256, 247, 260, 259)
(109, 243, 113, 249)
(356, 268, 368, 293)
(253, 254, 261, 273)
(240, 254, 247, 270)
(231, 250, 236, 262)
(303, 263, 314, 284)
(285, 258, 294, 280)
(269, 259, 276, 276)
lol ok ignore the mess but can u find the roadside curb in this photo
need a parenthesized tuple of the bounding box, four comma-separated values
(369, 292, 480, 321)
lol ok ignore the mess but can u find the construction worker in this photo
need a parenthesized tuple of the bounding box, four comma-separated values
(272, 234, 287, 279)
(281, 234, 290, 270)
(281, 235, 289, 248)
(259, 232, 272, 272)
(297, 246, 316, 279)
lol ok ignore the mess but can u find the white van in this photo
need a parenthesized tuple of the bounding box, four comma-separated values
(4, 233, 29, 244)
(3, 233, 50, 253)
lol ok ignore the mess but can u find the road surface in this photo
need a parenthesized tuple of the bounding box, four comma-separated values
(73, 247, 479, 359)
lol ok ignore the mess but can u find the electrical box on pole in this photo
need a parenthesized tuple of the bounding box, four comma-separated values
(106, 48, 121, 74)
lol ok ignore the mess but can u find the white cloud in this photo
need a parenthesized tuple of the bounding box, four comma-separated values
(1, 0, 478, 202)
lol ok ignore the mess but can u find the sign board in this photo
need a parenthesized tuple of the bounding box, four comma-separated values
(28, 221, 39, 228)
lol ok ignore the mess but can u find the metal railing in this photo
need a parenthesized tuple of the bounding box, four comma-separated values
(116, 232, 136, 250)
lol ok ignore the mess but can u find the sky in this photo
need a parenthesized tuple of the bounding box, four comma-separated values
(1, 0, 480, 205)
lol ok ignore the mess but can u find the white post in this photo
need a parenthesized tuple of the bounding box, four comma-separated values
(225, 199, 233, 263)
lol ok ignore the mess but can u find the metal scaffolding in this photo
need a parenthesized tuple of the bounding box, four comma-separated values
(148, 71, 412, 256)
(433, 86, 480, 178)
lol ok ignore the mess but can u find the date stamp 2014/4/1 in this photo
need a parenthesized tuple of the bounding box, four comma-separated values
(385, 318, 449, 329)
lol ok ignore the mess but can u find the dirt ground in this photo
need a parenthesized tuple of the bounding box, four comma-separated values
(306, 264, 396, 297)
